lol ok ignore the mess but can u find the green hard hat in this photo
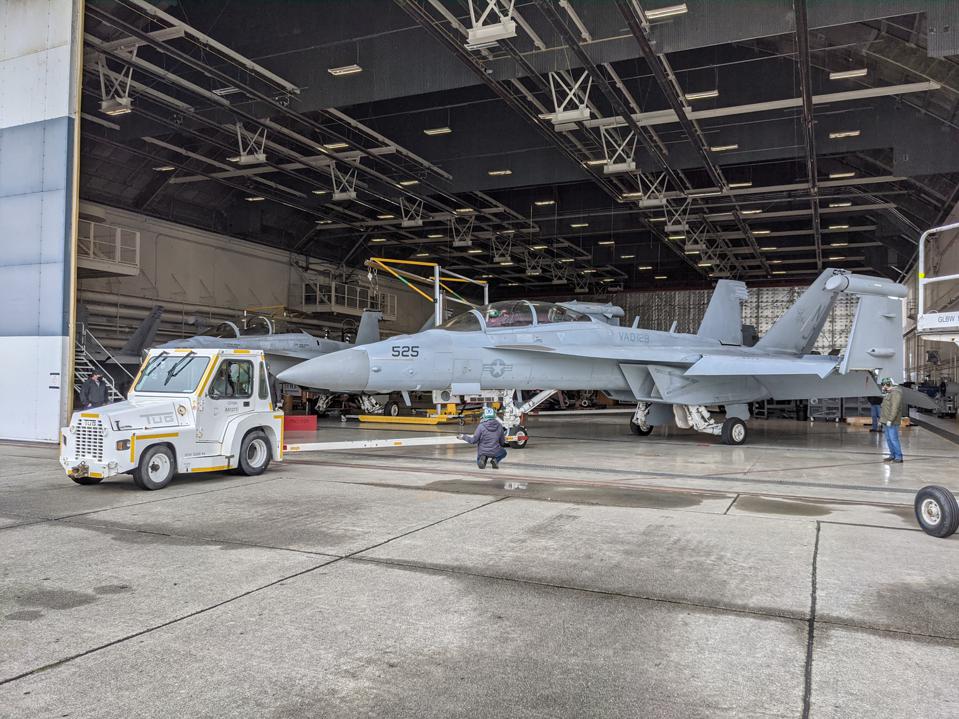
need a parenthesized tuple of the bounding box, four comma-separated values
(482, 407, 497, 420)
(880, 377, 895, 386)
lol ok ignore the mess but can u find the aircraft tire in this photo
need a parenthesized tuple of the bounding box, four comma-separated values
(721, 418, 747, 445)
(70, 475, 103, 486)
(382, 400, 401, 417)
(629, 420, 653, 436)
(914, 485, 959, 538)
(509, 425, 529, 449)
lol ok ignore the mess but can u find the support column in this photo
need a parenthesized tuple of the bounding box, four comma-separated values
(0, 0, 83, 441)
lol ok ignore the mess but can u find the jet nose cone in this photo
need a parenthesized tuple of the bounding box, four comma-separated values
(278, 349, 370, 391)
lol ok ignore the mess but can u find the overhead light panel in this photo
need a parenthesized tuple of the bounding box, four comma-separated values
(423, 126, 452, 136)
(312, 190, 329, 195)
(828, 224, 849, 230)
(638, 265, 653, 270)
(534, 200, 555, 206)
(709, 144, 738, 152)
(455, 207, 474, 214)
(499, 261, 514, 266)
(772, 270, 787, 275)
(620, 192, 644, 199)
(415, 252, 430, 257)
(830, 242, 849, 247)
(531, 244, 548, 249)
(487, 169, 512, 176)
(370, 237, 387, 243)
(646, 3, 688, 20)
(829, 201, 852, 208)
(684, 250, 699, 255)
(620, 254, 635, 259)
(684, 89, 719, 101)
(583, 159, 607, 167)
(829, 255, 845, 260)
(697, 261, 712, 267)
(668, 234, 685, 240)
(770, 260, 783, 264)
(741, 209, 763, 215)
(598, 241, 615, 246)
(427, 233, 444, 239)
(570, 223, 589, 228)
(761, 246, 777, 251)
(829, 68, 868, 80)
(829, 130, 861, 139)
(729, 181, 753, 189)
(377, 214, 395, 220)
(328, 64, 363, 76)
(829, 171, 856, 179)
(323, 142, 349, 151)
(212, 86, 241, 96)
(100, 97, 132, 116)
(655, 275, 668, 280)
(398, 179, 420, 187)
(467, 249, 483, 254)
(582, 269, 597, 274)
(153, 165, 176, 172)
(315, 219, 333, 225)
(688, 189, 721, 198)
(244, 196, 265, 202)
(559, 258, 575, 263)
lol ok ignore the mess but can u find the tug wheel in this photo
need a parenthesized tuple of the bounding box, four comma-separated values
(132, 445, 176, 490)
(915, 485, 959, 538)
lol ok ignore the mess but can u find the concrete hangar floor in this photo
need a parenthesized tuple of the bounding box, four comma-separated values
(1, 415, 958, 718)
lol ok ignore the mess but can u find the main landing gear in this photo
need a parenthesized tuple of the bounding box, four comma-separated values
(628, 403, 748, 445)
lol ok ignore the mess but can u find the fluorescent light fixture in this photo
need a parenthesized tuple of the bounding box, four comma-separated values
(508, 282, 519, 286)
(570, 223, 589, 228)
(582, 269, 597, 274)
(559, 258, 575, 263)
(829, 68, 868, 80)
(487, 169, 512, 176)
(650, 217, 667, 222)
(668, 234, 685, 240)
(741, 209, 763, 215)
(398, 179, 420, 187)
(620, 192, 644, 200)
(312, 189, 329, 195)
(501, 230, 516, 235)
(328, 64, 363, 76)
(467, 249, 483, 254)
(370, 237, 387, 243)
(829, 130, 861, 139)
(100, 97, 132, 116)
(323, 142, 349, 150)
(752, 229, 771, 235)
(153, 165, 176, 172)
(830, 242, 848, 247)
(423, 126, 452, 136)
(638, 265, 653, 270)
(729, 181, 753, 188)
(244, 196, 265, 202)
(829, 171, 856, 179)
(688, 189, 721, 198)
(646, 3, 688, 20)
(684, 89, 719, 101)
(427, 233, 444, 239)
(598, 240, 615, 245)
(829, 255, 845, 260)
(315, 219, 333, 225)
(531, 244, 548, 249)
(655, 275, 668, 279)
(455, 207, 474, 214)
(377, 214, 395, 220)
(620, 254, 635, 259)
(710, 144, 739, 152)
(601, 278, 615, 283)
(480, 274, 493, 278)
(534, 200, 555, 206)
(212, 86, 241, 96)
(770, 260, 783, 264)
(761, 246, 777, 251)
(415, 253, 430, 257)
(697, 261, 712, 267)
(772, 270, 787, 275)
(829, 201, 852, 208)
(583, 159, 607, 166)
(499, 261, 514, 266)
(684, 249, 699, 255)
(828, 224, 849, 230)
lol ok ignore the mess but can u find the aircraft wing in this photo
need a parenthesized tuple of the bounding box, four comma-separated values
(486, 344, 698, 366)
(685, 354, 838, 379)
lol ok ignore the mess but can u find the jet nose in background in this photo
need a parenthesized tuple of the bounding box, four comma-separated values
(278, 349, 370, 391)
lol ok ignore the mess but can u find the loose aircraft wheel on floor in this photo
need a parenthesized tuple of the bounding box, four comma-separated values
(721, 418, 748, 445)
(382, 400, 401, 417)
(132, 445, 176, 490)
(509, 425, 529, 449)
(237, 430, 272, 476)
(70, 476, 103, 486)
(914, 485, 959, 538)
(629, 420, 653, 436)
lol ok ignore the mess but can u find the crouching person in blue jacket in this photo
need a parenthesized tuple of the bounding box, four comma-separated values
(459, 406, 508, 469)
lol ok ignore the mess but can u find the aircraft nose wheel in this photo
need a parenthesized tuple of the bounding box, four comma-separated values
(629, 419, 653, 436)
(914, 485, 959, 538)
(721, 418, 747, 445)
(508, 425, 528, 449)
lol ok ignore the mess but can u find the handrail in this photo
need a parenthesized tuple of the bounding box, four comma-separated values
(917, 221, 959, 318)
(80, 326, 135, 380)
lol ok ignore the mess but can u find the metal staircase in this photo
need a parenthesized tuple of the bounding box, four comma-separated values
(74, 325, 134, 404)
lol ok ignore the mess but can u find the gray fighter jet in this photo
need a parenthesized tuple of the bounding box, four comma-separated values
(278, 269, 907, 445)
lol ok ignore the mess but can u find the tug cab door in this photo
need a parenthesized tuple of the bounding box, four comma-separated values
(196, 356, 257, 446)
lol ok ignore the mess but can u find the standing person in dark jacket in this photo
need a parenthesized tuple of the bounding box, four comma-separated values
(879, 377, 904, 463)
(79, 372, 110, 409)
(459, 407, 508, 469)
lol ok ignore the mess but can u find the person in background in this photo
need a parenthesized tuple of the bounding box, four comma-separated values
(79, 372, 110, 409)
(458, 406, 508, 469)
(867, 394, 884, 433)
(879, 377, 904, 463)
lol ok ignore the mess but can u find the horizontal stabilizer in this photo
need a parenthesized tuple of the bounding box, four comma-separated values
(686, 354, 837, 379)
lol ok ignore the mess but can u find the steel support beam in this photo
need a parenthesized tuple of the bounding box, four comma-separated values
(794, 0, 822, 269)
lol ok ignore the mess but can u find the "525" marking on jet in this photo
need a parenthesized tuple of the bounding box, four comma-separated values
(391, 345, 420, 358)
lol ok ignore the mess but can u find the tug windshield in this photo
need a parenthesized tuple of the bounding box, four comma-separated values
(135, 355, 211, 394)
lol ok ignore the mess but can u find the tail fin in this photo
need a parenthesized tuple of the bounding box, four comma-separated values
(121, 305, 164, 354)
(755, 270, 841, 354)
(698, 280, 748, 345)
(839, 293, 905, 381)
(355, 310, 382, 345)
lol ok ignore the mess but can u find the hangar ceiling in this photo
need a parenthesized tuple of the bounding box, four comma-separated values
(79, 0, 959, 295)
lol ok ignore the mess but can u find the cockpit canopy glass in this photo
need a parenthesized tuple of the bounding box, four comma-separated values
(439, 301, 591, 331)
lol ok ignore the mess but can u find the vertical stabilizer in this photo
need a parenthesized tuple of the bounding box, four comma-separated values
(755, 270, 842, 354)
(121, 305, 164, 354)
(839, 295, 905, 381)
(698, 280, 749, 345)
(355, 310, 383, 345)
